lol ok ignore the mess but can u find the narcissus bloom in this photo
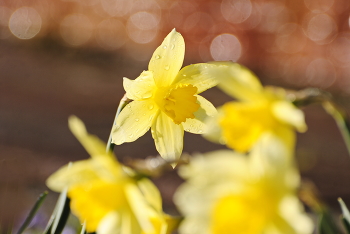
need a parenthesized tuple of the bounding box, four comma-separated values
(204, 62, 306, 153)
(112, 29, 219, 163)
(47, 116, 173, 234)
(174, 134, 313, 234)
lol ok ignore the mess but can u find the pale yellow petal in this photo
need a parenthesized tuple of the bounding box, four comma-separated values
(272, 101, 307, 132)
(173, 63, 219, 94)
(249, 131, 298, 184)
(202, 108, 224, 144)
(124, 183, 157, 234)
(97, 212, 121, 234)
(182, 95, 217, 134)
(278, 196, 314, 234)
(148, 29, 185, 87)
(123, 71, 156, 101)
(151, 112, 184, 163)
(69, 116, 108, 157)
(138, 178, 163, 212)
(46, 160, 99, 192)
(208, 61, 264, 101)
(112, 100, 159, 145)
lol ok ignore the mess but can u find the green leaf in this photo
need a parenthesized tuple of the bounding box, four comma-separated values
(318, 209, 341, 234)
(16, 191, 48, 234)
(79, 222, 86, 234)
(323, 102, 350, 157)
(43, 188, 70, 234)
(339, 198, 350, 234)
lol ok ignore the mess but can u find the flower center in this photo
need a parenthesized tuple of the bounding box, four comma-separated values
(219, 101, 276, 152)
(210, 189, 275, 234)
(68, 181, 128, 232)
(155, 84, 200, 124)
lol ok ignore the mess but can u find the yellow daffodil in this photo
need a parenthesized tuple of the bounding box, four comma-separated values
(46, 116, 173, 234)
(204, 62, 306, 153)
(174, 133, 313, 234)
(111, 29, 219, 163)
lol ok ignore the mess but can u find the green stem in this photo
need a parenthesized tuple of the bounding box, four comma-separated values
(16, 191, 48, 234)
(106, 94, 131, 153)
(323, 102, 350, 157)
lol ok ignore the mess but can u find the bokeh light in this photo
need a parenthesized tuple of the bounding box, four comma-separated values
(60, 14, 93, 46)
(96, 19, 127, 50)
(101, 0, 133, 17)
(9, 7, 42, 39)
(127, 11, 158, 44)
(0, 0, 349, 90)
(304, 13, 337, 44)
(210, 34, 242, 61)
(221, 0, 252, 24)
(306, 58, 336, 88)
(304, 0, 334, 13)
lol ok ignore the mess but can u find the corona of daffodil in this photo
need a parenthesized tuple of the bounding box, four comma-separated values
(174, 133, 313, 234)
(111, 29, 219, 163)
(204, 62, 306, 153)
(47, 116, 173, 234)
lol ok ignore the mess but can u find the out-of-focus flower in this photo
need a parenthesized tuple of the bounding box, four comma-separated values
(204, 62, 306, 153)
(111, 29, 220, 164)
(174, 133, 313, 234)
(47, 116, 172, 234)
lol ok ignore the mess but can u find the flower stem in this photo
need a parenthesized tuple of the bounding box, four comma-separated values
(323, 102, 350, 157)
(106, 94, 131, 153)
(16, 191, 48, 234)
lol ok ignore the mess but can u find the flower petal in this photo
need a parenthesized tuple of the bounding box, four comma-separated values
(112, 100, 158, 145)
(138, 178, 163, 212)
(46, 160, 99, 192)
(123, 71, 156, 101)
(182, 95, 217, 134)
(202, 108, 224, 144)
(69, 116, 108, 157)
(124, 183, 158, 234)
(97, 212, 121, 234)
(173, 63, 219, 94)
(208, 61, 264, 101)
(148, 29, 185, 87)
(151, 112, 184, 164)
(272, 101, 307, 132)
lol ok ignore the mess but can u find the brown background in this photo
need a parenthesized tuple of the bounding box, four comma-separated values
(2, 0, 350, 232)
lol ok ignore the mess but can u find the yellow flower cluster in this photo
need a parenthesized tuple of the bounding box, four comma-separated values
(204, 62, 307, 154)
(174, 134, 313, 234)
(46, 29, 313, 234)
(47, 116, 173, 234)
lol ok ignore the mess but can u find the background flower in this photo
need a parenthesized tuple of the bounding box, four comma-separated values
(174, 133, 313, 234)
(47, 116, 171, 234)
(204, 62, 306, 154)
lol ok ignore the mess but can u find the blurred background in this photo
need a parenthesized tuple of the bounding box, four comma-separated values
(2, 0, 350, 232)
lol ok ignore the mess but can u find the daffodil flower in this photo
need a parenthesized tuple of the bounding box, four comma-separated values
(174, 133, 313, 234)
(204, 62, 306, 153)
(46, 116, 173, 234)
(111, 29, 219, 163)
